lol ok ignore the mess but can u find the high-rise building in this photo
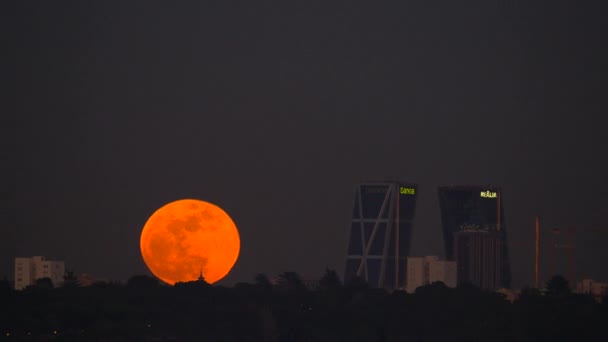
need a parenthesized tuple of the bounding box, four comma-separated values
(454, 231, 505, 290)
(437, 186, 511, 289)
(406, 256, 456, 293)
(14, 256, 65, 290)
(344, 182, 417, 290)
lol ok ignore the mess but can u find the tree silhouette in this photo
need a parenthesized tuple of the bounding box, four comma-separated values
(518, 286, 542, 299)
(318, 268, 342, 292)
(2, 267, 607, 341)
(33, 277, 54, 289)
(0, 276, 11, 292)
(546, 275, 571, 297)
(62, 269, 81, 288)
(345, 275, 369, 292)
(127, 275, 160, 289)
(174, 279, 211, 289)
(0, 277, 12, 305)
(255, 273, 273, 292)
(415, 280, 450, 295)
(275, 272, 307, 294)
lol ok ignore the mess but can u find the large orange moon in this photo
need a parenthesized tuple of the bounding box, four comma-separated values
(140, 199, 240, 285)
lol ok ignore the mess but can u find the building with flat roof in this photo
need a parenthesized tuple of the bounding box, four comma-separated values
(429, 259, 457, 288)
(454, 230, 505, 290)
(406, 256, 456, 293)
(438, 186, 511, 289)
(345, 181, 417, 290)
(14, 256, 65, 290)
(577, 279, 608, 302)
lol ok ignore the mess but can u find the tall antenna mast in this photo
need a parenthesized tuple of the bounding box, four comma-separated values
(535, 216, 540, 288)
(567, 228, 575, 285)
(497, 189, 501, 231)
(395, 185, 400, 290)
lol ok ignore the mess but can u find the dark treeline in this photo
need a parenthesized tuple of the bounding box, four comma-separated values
(0, 271, 606, 342)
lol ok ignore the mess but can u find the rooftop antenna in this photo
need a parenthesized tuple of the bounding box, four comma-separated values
(497, 189, 501, 231)
(550, 227, 576, 285)
(567, 228, 575, 285)
(535, 216, 540, 288)
(395, 185, 400, 290)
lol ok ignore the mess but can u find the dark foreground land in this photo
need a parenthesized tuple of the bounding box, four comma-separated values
(1, 272, 606, 342)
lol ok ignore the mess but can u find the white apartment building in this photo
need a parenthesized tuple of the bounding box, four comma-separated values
(406, 256, 456, 293)
(14, 256, 65, 290)
(429, 260, 457, 288)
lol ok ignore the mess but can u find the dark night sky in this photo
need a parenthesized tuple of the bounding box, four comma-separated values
(4, 1, 608, 289)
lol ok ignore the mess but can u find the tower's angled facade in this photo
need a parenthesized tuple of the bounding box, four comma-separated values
(344, 182, 417, 290)
(437, 186, 511, 289)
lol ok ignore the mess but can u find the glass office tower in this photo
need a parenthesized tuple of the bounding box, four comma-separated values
(438, 186, 511, 289)
(345, 182, 417, 290)
(453, 230, 506, 290)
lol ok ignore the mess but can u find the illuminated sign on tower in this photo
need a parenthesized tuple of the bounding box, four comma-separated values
(480, 190, 497, 198)
(400, 187, 415, 195)
(438, 185, 511, 290)
(345, 182, 418, 290)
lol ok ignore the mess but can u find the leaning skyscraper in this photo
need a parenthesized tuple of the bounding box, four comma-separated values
(437, 186, 511, 289)
(344, 181, 417, 290)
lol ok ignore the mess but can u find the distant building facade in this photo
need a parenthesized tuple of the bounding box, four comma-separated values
(454, 230, 505, 290)
(345, 182, 418, 290)
(14, 256, 65, 290)
(438, 186, 511, 289)
(429, 259, 457, 287)
(77, 273, 96, 287)
(496, 288, 520, 302)
(406, 256, 456, 293)
(577, 279, 608, 302)
(406, 256, 436, 293)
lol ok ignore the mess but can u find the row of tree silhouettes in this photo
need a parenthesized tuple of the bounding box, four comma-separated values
(0, 271, 607, 342)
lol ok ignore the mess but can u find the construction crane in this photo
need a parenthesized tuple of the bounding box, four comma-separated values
(549, 227, 575, 285)
(548, 225, 608, 286)
(535, 216, 540, 288)
(532, 217, 607, 288)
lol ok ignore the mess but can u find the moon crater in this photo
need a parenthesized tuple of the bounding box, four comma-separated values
(140, 199, 240, 284)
